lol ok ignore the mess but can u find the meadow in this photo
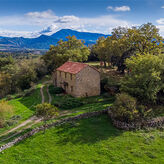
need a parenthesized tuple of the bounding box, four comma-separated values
(0, 115, 164, 164)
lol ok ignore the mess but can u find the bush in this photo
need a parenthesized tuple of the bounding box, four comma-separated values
(121, 54, 164, 103)
(6, 95, 14, 100)
(35, 103, 58, 119)
(104, 77, 121, 95)
(100, 78, 108, 93)
(49, 85, 64, 94)
(54, 95, 83, 109)
(111, 93, 139, 122)
(102, 93, 113, 98)
(0, 100, 13, 127)
(5, 120, 17, 127)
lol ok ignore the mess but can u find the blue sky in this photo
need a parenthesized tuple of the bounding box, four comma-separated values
(0, 0, 164, 37)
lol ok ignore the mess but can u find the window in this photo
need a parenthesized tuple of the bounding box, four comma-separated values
(70, 74, 72, 80)
(65, 72, 67, 78)
(59, 71, 61, 77)
(71, 86, 73, 92)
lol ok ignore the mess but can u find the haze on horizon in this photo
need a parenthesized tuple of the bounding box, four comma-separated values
(0, 0, 164, 38)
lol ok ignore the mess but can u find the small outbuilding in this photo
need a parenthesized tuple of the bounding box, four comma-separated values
(53, 61, 100, 97)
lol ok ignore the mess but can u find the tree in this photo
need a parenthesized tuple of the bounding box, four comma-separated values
(121, 54, 164, 103)
(111, 23, 163, 55)
(0, 73, 12, 98)
(35, 103, 58, 133)
(0, 56, 14, 70)
(0, 100, 13, 127)
(97, 23, 163, 72)
(16, 60, 37, 90)
(92, 37, 108, 67)
(0, 55, 47, 98)
(42, 36, 90, 72)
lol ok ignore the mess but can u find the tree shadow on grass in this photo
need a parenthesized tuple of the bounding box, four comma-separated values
(54, 115, 123, 145)
(19, 88, 41, 112)
(71, 101, 113, 113)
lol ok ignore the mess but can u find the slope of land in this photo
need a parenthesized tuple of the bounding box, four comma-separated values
(0, 115, 164, 163)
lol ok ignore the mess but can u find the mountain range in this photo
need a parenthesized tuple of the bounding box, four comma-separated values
(0, 29, 110, 50)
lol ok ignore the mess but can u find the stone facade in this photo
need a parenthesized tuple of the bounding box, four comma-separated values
(53, 62, 100, 97)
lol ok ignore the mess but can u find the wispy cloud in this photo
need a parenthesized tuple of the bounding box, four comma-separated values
(25, 10, 56, 19)
(107, 6, 113, 10)
(107, 6, 131, 12)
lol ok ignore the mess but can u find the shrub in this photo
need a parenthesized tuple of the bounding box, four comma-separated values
(5, 120, 17, 126)
(54, 95, 83, 109)
(6, 95, 14, 100)
(35, 103, 58, 119)
(35, 103, 58, 133)
(102, 92, 113, 98)
(100, 78, 108, 93)
(111, 93, 139, 122)
(121, 54, 164, 103)
(104, 77, 121, 95)
(0, 100, 13, 127)
(49, 85, 64, 94)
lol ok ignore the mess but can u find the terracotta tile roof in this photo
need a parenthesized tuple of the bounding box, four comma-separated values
(56, 61, 88, 74)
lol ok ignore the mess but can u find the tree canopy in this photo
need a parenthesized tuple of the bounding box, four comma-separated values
(92, 23, 163, 73)
(42, 36, 90, 72)
(121, 53, 164, 103)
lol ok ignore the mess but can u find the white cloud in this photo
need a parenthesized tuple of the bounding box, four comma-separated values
(41, 15, 130, 35)
(25, 10, 56, 19)
(156, 18, 164, 24)
(107, 6, 113, 10)
(107, 6, 131, 12)
(54, 15, 80, 23)
(155, 18, 164, 36)
(0, 29, 38, 38)
(114, 6, 131, 12)
(161, 6, 164, 8)
(0, 10, 132, 37)
(156, 25, 164, 36)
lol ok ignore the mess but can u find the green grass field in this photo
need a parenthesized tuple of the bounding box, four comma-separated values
(0, 115, 164, 164)
(1, 74, 163, 164)
(0, 88, 41, 134)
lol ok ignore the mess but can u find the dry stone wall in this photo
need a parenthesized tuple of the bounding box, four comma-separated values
(108, 110, 164, 130)
(0, 109, 108, 152)
(1, 108, 164, 152)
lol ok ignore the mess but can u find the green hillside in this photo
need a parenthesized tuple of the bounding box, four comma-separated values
(0, 115, 164, 164)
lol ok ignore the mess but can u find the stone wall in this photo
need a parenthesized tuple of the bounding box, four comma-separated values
(1, 108, 164, 152)
(0, 109, 108, 152)
(108, 110, 164, 130)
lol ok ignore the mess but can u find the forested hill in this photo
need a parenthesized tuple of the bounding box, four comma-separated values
(0, 29, 110, 50)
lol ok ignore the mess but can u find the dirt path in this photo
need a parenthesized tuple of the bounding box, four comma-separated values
(0, 117, 42, 143)
(0, 82, 51, 142)
(0, 116, 41, 138)
(40, 85, 45, 104)
(0, 85, 45, 139)
(47, 86, 52, 104)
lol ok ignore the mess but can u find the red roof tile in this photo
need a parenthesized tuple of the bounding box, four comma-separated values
(56, 61, 88, 74)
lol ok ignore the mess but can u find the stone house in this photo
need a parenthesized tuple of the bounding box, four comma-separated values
(53, 61, 100, 97)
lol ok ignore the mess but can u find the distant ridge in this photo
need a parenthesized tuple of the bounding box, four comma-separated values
(0, 29, 110, 50)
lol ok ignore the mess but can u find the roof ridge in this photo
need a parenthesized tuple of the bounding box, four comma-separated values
(56, 61, 88, 74)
